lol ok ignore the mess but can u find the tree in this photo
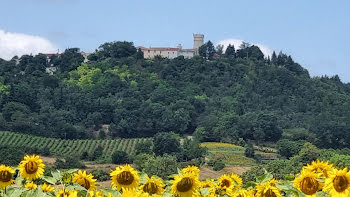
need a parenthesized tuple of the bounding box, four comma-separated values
(153, 132, 181, 156)
(143, 154, 178, 179)
(199, 41, 216, 60)
(216, 44, 224, 56)
(97, 41, 137, 59)
(136, 48, 144, 60)
(245, 143, 255, 158)
(111, 151, 130, 164)
(55, 48, 84, 72)
(225, 44, 236, 57)
(135, 140, 153, 155)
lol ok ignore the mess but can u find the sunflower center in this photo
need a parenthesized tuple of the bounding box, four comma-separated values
(143, 182, 158, 194)
(116, 171, 135, 185)
(176, 177, 193, 192)
(0, 170, 12, 182)
(265, 189, 277, 197)
(300, 177, 319, 195)
(333, 175, 348, 192)
(82, 178, 91, 190)
(25, 161, 38, 174)
(221, 179, 231, 188)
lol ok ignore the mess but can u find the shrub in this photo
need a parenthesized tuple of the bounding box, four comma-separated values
(135, 140, 153, 155)
(153, 132, 180, 156)
(242, 166, 265, 183)
(55, 156, 86, 169)
(91, 170, 109, 181)
(134, 153, 152, 170)
(244, 143, 255, 158)
(143, 154, 177, 179)
(111, 151, 130, 164)
(89, 145, 104, 161)
(213, 160, 225, 171)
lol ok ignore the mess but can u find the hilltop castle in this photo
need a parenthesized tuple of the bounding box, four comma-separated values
(137, 34, 204, 59)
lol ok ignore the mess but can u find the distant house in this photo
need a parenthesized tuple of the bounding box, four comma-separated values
(136, 34, 204, 59)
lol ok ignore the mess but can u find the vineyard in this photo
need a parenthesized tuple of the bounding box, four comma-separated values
(0, 131, 150, 159)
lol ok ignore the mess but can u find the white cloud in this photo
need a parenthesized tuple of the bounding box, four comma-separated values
(0, 29, 58, 60)
(216, 38, 273, 57)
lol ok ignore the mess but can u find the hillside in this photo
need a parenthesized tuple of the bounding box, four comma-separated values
(0, 41, 349, 149)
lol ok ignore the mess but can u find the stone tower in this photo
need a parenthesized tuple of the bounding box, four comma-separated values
(193, 34, 204, 55)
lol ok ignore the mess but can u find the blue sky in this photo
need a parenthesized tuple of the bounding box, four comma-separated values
(1, 0, 349, 82)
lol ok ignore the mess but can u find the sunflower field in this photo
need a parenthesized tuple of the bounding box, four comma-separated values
(0, 154, 350, 197)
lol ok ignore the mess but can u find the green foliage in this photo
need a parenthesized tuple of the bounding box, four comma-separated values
(153, 132, 180, 156)
(91, 170, 110, 181)
(179, 138, 207, 161)
(143, 154, 178, 179)
(89, 145, 104, 161)
(0, 145, 51, 165)
(242, 166, 265, 183)
(134, 153, 152, 170)
(213, 160, 225, 171)
(199, 40, 216, 60)
(0, 39, 349, 151)
(277, 139, 304, 158)
(135, 140, 153, 155)
(244, 143, 255, 158)
(111, 150, 130, 164)
(0, 131, 150, 160)
(55, 156, 86, 169)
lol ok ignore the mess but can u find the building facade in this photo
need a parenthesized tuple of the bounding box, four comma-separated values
(137, 34, 203, 59)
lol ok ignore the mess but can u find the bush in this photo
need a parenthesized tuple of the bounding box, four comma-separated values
(143, 154, 178, 179)
(153, 132, 180, 156)
(242, 166, 265, 183)
(55, 156, 86, 169)
(134, 153, 152, 170)
(135, 140, 153, 155)
(0, 145, 51, 165)
(89, 145, 103, 161)
(244, 143, 255, 158)
(213, 160, 225, 171)
(111, 151, 130, 164)
(91, 170, 109, 181)
(80, 151, 89, 160)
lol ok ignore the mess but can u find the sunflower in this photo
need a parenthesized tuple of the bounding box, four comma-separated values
(63, 173, 73, 184)
(201, 179, 215, 188)
(323, 168, 350, 197)
(231, 189, 254, 197)
(218, 174, 234, 189)
(41, 183, 55, 192)
(304, 160, 333, 178)
(231, 173, 243, 188)
(89, 190, 105, 197)
(256, 182, 282, 197)
(294, 170, 322, 196)
(137, 176, 165, 196)
(110, 164, 139, 191)
(0, 164, 15, 188)
(171, 173, 200, 197)
(19, 154, 45, 180)
(121, 189, 136, 197)
(25, 182, 38, 190)
(73, 170, 97, 191)
(181, 166, 200, 176)
(57, 189, 78, 197)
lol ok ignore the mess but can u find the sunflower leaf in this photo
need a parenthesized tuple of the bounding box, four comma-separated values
(42, 176, 57, 185)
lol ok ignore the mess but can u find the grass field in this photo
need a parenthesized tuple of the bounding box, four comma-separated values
(0, 131, 150, 160)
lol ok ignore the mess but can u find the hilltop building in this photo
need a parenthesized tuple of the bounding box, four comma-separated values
(137, 34, 204, 59)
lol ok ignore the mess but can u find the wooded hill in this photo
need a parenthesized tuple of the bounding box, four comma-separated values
(0, 41, 349, 149)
